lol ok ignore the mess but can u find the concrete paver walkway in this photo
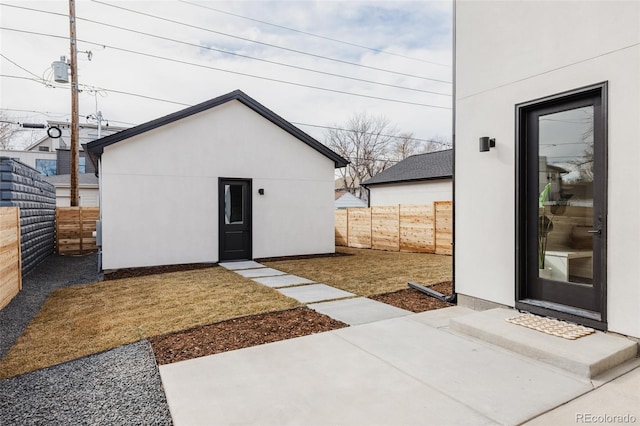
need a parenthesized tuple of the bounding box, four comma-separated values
(277, 283, 355, 304)
(220, 261, 409, 325)
(309, 297, 413, 326)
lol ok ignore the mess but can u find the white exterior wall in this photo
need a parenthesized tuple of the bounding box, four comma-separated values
(0, 150, 56, 170)
(368, 179, 452, 207)
(455, 1, 640, 337)
(54, 186, 99, 207)
(100, 100, 336, 270)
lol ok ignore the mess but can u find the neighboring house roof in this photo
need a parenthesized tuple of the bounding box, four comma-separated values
(43, 173, 99, 186)
(335, 192, 367, 209)
(86, 90, 348, 168)
(26, 120, 128, 152)
(361, 149, 453, 186)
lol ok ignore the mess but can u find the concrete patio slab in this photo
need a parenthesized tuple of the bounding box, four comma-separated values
(252, 274, 315, 288)
(159, 331, 497, 426)
(450, 308, 638, 379)
(308, 297, 412, 325)
(333, 316, 592, 426)
(277, 284, 354, 304)
(524, 366, 640, 425)
(218, 261, 265, 270)
(408, 306, 475, 328)
(234, 268, 285, 278)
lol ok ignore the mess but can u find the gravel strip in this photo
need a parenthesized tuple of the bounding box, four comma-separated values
(0, 340, 172, 425)
(0, 254, 102, 359)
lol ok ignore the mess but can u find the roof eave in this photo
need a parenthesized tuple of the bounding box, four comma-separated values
(86, 90, 349, 169)
(361, 175, 453, 187)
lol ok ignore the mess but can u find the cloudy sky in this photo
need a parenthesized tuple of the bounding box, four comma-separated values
(0, 1, 452, 148)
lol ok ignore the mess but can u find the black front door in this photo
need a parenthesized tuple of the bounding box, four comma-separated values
(219, 178, 252, 261)
(516, 83, 607, 329)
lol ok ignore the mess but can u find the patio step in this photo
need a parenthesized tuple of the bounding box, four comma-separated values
(450, 308, 638, 379)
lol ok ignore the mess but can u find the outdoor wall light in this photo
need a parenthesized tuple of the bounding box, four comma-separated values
(479, 137, 496, 152)
(258, 188, 265, 195)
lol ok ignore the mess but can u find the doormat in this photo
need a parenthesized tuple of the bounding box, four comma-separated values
(506, 313, 595, 340)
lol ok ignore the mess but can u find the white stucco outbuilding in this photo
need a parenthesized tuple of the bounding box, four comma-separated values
(86, 90, 348, 270)
(361, 149, 452, 207)
(454, 1, 639, 338)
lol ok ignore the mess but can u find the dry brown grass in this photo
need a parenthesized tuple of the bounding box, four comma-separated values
(264, 247, 452, 296)
(0, 247, 451, 379)
(0, 267, 298, 379)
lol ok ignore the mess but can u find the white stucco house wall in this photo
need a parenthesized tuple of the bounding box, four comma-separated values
(86, 90, 348, 270)
(455, 1, 639, 338)
(361, 149, 452, 207)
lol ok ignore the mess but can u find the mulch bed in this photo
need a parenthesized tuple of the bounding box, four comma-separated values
(104, 252, 352, 280)
(103, 263, 216, 280)
(150, 307, 348, 365)
(370, 281, 454, 312)
(254, 251, 352, 262)
(150, 282, 455, 365)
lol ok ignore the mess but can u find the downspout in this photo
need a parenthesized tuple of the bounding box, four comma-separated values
(362, 184, 371, 207)
(96, 156, 102, 272)
(451, 0, 457, 301)
(407, 0, 457, 303)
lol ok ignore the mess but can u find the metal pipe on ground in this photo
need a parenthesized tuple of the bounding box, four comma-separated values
(408, 281, 457, 303)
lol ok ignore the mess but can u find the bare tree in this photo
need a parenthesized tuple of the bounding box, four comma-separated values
(389, 132, 419, 161)
(326, 112, 400, 199)
(389, 134, 451, 162)
(0, 112, 18, 149)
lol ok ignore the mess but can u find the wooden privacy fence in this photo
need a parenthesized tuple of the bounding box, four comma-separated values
(56, 207, 99, 255)
(0, 207, 21, 310)
(335, 201, 452, 255)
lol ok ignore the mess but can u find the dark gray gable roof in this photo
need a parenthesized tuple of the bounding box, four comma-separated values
(361, 149, 452, 186)
(86, 89, 348, 168)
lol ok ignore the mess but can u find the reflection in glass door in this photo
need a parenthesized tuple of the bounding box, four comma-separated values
(537, 106, 595, 285)
(517, 84, 606, 327)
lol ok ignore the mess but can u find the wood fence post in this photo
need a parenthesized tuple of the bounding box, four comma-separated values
(16, 207, 22, 291)
(79, 206, 83, 254)
(55, 208, 59, 255)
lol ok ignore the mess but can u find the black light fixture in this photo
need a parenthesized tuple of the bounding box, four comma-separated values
(479, 137, 496, 152)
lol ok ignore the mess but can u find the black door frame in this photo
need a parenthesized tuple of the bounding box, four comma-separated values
(218, 178, 252, 261)
(515, 82, 608, 330)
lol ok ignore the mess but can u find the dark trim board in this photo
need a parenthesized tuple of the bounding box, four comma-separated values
(516, 300, 606, 331)
(218, 178, 252, 262)
(515, 82, 608, 329)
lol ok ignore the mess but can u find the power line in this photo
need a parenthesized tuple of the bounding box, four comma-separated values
(0, 53, 45, 81)
(89, 0, 452, 84)
(0, 27, 451, 110)
(1, 3, 451, 96)
(1, 74, 193, 107)
(291, 122, 452, 147)
(178, 0, 451, 67)
(1, 98, 444, 147)
(75, 16, 449, 96)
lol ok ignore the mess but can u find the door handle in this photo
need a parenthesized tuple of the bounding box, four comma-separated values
(587, 229, 601, 234)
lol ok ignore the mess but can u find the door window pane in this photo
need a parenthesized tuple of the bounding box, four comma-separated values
(225, 184, 244, 224)
(538, 106, 594, 284)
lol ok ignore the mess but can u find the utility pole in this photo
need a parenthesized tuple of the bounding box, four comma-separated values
(68, 0, 79, 206)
